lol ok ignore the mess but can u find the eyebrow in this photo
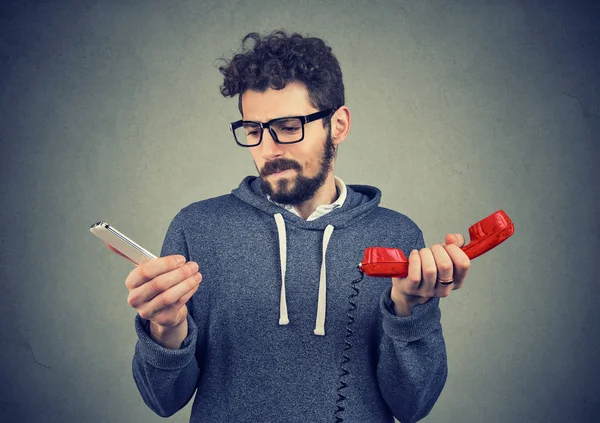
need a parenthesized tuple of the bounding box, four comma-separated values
(242, 112, 313, 122)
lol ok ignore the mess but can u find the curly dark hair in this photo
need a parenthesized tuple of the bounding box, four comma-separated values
(219, 30, 345, 125)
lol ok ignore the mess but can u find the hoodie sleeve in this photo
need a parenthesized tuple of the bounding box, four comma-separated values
(131, 210, 201, 417)
(376, 229, 448, 423)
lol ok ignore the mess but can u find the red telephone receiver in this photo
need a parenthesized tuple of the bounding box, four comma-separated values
(359, 210, 515, 278)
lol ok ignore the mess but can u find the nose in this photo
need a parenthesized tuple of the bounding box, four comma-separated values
(259, 127, 285, 160)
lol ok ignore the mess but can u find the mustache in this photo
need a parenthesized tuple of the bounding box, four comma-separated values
(261, 160, 301, 176)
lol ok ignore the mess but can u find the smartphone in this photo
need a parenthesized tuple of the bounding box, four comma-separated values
(90, 221, 157, 265)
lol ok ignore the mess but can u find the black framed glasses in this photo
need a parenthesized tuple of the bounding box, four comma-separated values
(229, 108, 336, 147)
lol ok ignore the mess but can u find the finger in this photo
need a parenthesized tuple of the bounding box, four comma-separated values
(105, 242, 138, 265)
(125, 254, 187, 290)
(405, 249, 422, 292)
(430, 244, 453, 285)
(418, 248, 437, 296)
(151, 285, 200, 325)
(442, 244, 470, 290)
(175, 278, 201, 306)
(147, 275, 201, 322)
(137, 272, 202, 320)
(153, 278, 200, 317)
(128, 261, 200, 308)
(443, 233, 465, 247)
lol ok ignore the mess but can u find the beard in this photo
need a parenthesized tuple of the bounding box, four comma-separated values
(257, 130, 337, 206)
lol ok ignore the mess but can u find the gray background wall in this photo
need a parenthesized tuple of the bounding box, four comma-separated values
(1, 0, 599, 422)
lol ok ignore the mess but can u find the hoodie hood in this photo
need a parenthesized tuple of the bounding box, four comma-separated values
(231, 175, 381, 335)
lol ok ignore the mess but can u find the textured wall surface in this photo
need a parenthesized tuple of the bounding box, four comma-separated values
(1, 1, 599, 422)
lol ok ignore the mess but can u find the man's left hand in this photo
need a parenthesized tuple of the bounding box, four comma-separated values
(390, 233, 471, 316)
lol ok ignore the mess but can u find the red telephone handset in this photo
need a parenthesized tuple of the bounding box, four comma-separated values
(359, 210, 515, 278)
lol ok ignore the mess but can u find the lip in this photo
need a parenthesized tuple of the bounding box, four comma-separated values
(270, 169, 293, 177)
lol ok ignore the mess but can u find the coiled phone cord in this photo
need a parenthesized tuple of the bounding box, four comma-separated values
(333, 266, 365, 423)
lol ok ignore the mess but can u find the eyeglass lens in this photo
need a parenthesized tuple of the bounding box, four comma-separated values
(234, 118, 303, 146)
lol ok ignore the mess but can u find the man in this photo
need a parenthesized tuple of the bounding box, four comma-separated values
(116, 30, 471, 422)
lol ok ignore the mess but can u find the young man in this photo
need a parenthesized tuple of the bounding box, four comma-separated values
(120, 30, 470, 422)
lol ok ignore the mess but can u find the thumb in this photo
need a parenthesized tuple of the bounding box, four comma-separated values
(443, 233, 464, 247)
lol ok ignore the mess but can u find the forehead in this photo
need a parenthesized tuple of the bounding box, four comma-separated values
(241, 82, 317, 121)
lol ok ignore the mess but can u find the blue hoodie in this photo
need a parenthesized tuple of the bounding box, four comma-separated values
(132, 176, 447, 423)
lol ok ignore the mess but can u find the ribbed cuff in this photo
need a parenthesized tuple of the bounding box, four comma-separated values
(134, 313, 198, 370)
(380, 286, 442, 344)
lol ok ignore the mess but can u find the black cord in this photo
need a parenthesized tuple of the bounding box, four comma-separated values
(333, 266, 365, 423)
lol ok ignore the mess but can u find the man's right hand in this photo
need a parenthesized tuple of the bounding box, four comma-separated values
(123, 253, 202, 328)
(105, 243, 202, 348)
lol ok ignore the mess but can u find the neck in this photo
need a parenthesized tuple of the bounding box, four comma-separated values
(294, 173, 338, 220)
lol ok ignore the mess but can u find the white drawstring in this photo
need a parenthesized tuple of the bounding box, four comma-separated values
(274, 213, 289, 325)
(314, 224, 334, 336)
(274, 214, 335, 335)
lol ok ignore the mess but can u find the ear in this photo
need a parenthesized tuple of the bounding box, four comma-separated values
(330, 106, 351, 146)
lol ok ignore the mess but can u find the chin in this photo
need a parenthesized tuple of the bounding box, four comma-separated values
(274, 176, 295, 192)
